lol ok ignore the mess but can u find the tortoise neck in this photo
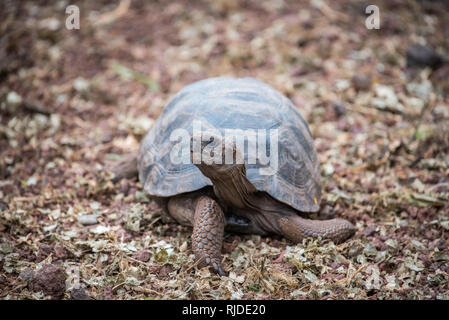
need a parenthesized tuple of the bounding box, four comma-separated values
(203, 165, 257, 209)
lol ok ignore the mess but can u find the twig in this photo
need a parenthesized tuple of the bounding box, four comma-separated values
(429, 183, 449, 191)
(409, 99, 434, 144)
(130, 286, 163, 296)
(13, 196, 41, 202)
(111, 281, 126, 292)
(336, 264, 367, 285)
(146, 216, 162, 229)
(0, 283, 28, 298)
(185, 256, 205, 273)
(272, 249, 285, 263)
(126, 255, 152, 267)
(93, 0, 131, 26)
(311, 0, 349, 22)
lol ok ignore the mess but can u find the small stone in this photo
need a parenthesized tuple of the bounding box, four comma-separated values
(0, 201, 8, 212)
(0, 242, 13, 254)
(70, 284, 91, 300)
(322, 163, 334, 176)
(73, 77, 90, 92)
(133, 250, 151, 262)
(90, 225, 110, 234)
(406, 44, 443, 69)
(158, 264, 173, 277)
(373, 85, 403, 112)
(332, 101, 346, 118)
(54, 244, 68, 259)
(362, 225, 377, 237)
(77, 214, 98, 226)
(39, 17, 61, 31)
(6, 91, 22, 107)
(37, 244, 55, 261)
(335, 79, 350, 91)
(30, 264, 67, 299)
(352, 75, 372, 91)
(19, 268, 35, 283)
(26, 176, 38, 186)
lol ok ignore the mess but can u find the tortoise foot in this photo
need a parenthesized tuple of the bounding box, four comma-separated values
(192, 196, 226, 276)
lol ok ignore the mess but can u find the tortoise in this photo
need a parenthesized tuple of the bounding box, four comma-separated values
(114, 77, 356, 276)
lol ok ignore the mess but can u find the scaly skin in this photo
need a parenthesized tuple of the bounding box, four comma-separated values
(192, 196, 226, 276)
(278, 216, 356, 244)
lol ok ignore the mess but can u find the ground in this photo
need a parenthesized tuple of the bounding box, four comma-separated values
(0, 0, 448, 300)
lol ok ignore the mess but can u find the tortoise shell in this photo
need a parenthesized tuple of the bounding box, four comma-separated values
(138, 77, 321, 212)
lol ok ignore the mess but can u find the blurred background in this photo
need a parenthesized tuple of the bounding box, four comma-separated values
(0, 0, 448, 300)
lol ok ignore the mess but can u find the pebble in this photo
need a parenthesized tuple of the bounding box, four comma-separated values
(77, 214, 98, 226)
(133, 250, 151, 262)
(352, 75, 372, 91)
(19, 268, 35, 283)
(70, 284, 91, 300)
(73, 77, 90, 92)
(322, 163, 334, 176)
(30, 264, 67, 299)
(332, 101, 346, 118)
(54, 244, 68, 259)
(6, 91, 22, 106)
(373, 85, 403, 112)
(406, 44, 443, 69)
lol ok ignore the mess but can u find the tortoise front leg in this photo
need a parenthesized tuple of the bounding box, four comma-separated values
(192, 196, 226, 276)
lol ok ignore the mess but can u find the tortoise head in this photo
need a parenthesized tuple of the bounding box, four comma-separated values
(190, 131, 255, 208)
(190, 131, 244, 180)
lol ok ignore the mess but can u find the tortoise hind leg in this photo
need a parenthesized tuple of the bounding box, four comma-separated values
(278, 215, 356, 244)
(192, 196, 226, 276)
(236, 193, 356, 244)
